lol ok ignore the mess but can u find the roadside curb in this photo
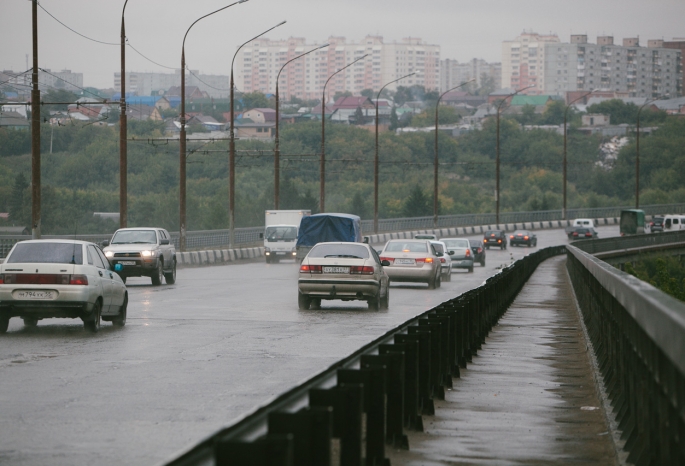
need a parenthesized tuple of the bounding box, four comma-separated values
(176, 217, 624, 268)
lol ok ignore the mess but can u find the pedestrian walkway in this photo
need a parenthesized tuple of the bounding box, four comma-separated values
(389, 256, 619, 465)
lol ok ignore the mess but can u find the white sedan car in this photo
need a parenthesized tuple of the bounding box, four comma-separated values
(430, 240, 453, 281)
(298, 242, 390, 310)
(0, 240, 128, 333)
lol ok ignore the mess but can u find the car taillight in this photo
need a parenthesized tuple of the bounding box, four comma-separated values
(465, 249, 471, 257)
(69, 274, 88, 285)
(0, 274, 6, 284)
(416, 258, 433, 263)
(379, 257, 394, 264)
(350, 266, 374, 275)
(299, 264, 322, 274)
(439, 258, 446, 263)
(524, 236, 529, 240)
(497, 239, 502, 243)
(573, 232, 579, 237)
(477, 247, 482, 253)
(510, 235, 514, 239)
(585, 232, 592, 237)
(483, 239, 488, 242)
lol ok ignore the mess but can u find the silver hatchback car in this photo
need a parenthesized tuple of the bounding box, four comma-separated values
(379, 239, 442, 289)
(298, 242, 390, 310)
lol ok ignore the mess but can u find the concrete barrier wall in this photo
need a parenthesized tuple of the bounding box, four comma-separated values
(177, 217, 621, 269)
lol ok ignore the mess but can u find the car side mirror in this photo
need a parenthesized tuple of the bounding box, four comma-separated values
(381, 260, 391, 267)
(363, 236, 370, 244)
(101, 240, 109, 247)
(160, 239, 170, 245)
(448, 250, 455, 255)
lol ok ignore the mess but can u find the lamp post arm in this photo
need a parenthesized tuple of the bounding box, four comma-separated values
(232, 20, 287, 71)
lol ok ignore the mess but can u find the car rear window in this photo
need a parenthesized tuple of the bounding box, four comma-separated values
(443, 239, 470, 249)
(308, 243, 370, 259)
(7, 242, 83, 264)
(485, 231, 500, 236)
(385, 241, 428, 253)
(469, 240, 482, 247)
(111, 230, 157, 244)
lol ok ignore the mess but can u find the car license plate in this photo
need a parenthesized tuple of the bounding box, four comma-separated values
(323, 266, 349, 273)
(395, 259, 415, 265)
(13, 290, 57, 300)
(276, 252, 286, 255)
(119, 261, 136, 266)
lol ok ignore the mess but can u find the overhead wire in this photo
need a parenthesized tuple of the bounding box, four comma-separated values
(37, 2, 118, 46)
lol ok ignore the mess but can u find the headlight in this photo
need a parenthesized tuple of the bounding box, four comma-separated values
(141, 250, 154, 257)
(104, 251, 114, 258)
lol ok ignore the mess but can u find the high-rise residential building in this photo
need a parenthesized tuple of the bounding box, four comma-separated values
(234, 35, 440, 101)
(440, 58, 501, 92)
(663, 38, 685, 95)
(114, 70, 231, 98)
(502, 32, 682, 98)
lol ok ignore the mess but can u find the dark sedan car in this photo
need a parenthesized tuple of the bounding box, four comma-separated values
(650, 216, 664, 232)
(570, 227, 598, 240)
(468, 240, 486, 266)
(483, 230, 507, 250)
(509, 230, 537, 247)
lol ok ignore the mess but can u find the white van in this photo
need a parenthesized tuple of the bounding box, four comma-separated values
(663, 214, 685, 231)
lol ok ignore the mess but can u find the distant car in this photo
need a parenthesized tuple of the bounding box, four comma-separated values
(650, 216, 664, 233)
(430, 240, 452, 282)
(566, 219, 596, 239)
(414, 234, 438, 240)
(442, 238, 474, 273)
(483, 230, 507, 250)
(0, 240, 128, 333)
(379, 239, 442, 289)
(509, 230, 537, 247)
(570, 227, 598, 240)
(298, 242, 389, 310)
(468, 239, 486, 267)
(103, 227, 176, 285)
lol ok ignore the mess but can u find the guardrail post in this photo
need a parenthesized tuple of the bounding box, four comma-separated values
(361, 352, 408, 449)
(416, 321, 444, 398)
(337, 367, 388, 465)
(215, 434, 294, 466)
(391, 337, 423, 430)
(309, 385, 364, 466)
(435, 305, 460, 377)
(424, 315, 453, 388)
(268, 407, 334, 466)
(408, 325, 443, 402)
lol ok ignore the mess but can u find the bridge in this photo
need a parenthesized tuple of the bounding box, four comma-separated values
(0, 224, 683, 465)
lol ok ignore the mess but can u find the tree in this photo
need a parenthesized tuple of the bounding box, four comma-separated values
(360, 89, 374, 99)
(239, 91, 271, 111)
(348, 191, 369, 219)
(8, 172, 29, 226)
(389, 107, 399, 131)
(476, 73, 496, 96)
(402, 185, 431, 217)
(353, 106, 365, 125)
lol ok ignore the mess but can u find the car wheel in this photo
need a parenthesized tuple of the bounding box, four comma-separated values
(84, 301, 101, 333)
(480, 258, 485, 267)
(0, 315, 10, 334)
(22, 317, 38, 328)
(443, 270, 451, 282)
(436, 272, 442, 288)
(298, 291, 311, 310)
(468, 266, 474, 273)
(113, 293, 127, 327)
(265, 255, 271, 264)
(368, 296, 380, 311)
(164, 260, 177, 285)
(151, 261, 164, 286)
(380, 287, 389, 310)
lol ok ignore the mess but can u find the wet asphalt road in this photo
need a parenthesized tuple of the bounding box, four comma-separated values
(0, 227, 617, 465)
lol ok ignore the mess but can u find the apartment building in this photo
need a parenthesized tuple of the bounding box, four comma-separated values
(502, 32, 682, 98)
(234, 35, 440, 101)
(114, 70, 231, 98)
(663, 38, 685, 94)
(440, 58, 501, 92)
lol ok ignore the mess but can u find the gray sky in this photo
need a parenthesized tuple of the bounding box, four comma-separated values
(2, 0, 684, 89)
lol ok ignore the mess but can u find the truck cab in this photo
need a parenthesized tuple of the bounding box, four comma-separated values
(263, 210, 310, 263)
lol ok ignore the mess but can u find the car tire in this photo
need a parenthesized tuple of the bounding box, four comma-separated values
(480, 258, 485, 267)
(427, 276, 436, 289)
(84, 301, 101, 333)
(380, 287, 389, 310)
(0, 315, 10, 334)
(164, 260, 177, 285)
(22, 317, 38, 328)
(113, 293, 127, 327)
(436, 273, 442, 288)
(468, 266, 474, 273)
(443, 270, 451, 282)
(368, 296, 380, 311)
(298, 291, 311, 310)
(151, 261, 164, 286)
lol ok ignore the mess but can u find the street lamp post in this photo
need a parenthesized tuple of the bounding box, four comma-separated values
(31, 0, 40, 239)
(119, 0, 129, 229)
(636, 99, 657, 209)
(374, 72, 414, 233)
(230, 21, 286, 247)
(274, 43, 328, 209)
(433, 80, 474, 228)
(320, 54, 368, 213)
(563, 90, 596, 220)
(495, 85, 533, 225)
(180, 0, 248, 252)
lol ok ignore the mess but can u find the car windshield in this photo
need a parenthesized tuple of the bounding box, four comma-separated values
(111, 230, 157, 244)
(431, 243, 445, 253)
(265, 226, 297, 241)
(443, 239, 470, 249)
(7, 242, 83, 264)
(385, 241, 428, 253)
(308, 243, 369, 259)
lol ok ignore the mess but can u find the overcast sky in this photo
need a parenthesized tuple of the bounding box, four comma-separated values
(2, 0, 684, 89)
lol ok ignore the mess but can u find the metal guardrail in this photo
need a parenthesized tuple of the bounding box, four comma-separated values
(2, 203, 684, 258)
(572, 229, 685, 255)
(566, 245, 685, 465)
(163, 246, 566, 466)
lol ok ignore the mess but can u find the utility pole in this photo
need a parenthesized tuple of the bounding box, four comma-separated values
(120, 1, 129, 228)
(31, 0, 41, 239)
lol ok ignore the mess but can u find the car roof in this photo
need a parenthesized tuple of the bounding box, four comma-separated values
(13, 239, 92, 245)
(114, 227, 161, 231)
